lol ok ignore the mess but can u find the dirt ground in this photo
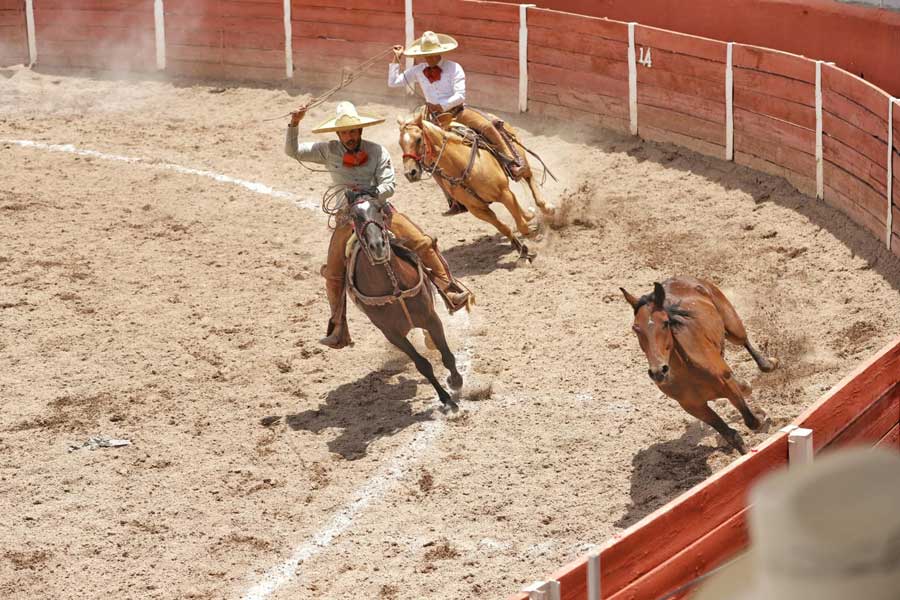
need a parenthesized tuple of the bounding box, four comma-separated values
(2, 65, 899, 600)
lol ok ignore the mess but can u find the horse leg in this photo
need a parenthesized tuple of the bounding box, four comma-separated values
(383, 330, 458, 410)
(699, 279, 779, 372)
(680, 399, 747, 454)
(498, 188, 535, 236)
(467, 203, 535, 262)
(524, 167, 556, 215)
(424, 312, 463, 391)
(705, 351, 764, 432)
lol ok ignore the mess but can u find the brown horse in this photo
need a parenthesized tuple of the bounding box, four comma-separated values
(397, 109, 555, 263)
(620, 277, 779, 453)
(346, 195, 463, 410)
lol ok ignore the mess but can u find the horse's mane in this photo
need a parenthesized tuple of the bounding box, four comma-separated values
(633, 294, 692, 327)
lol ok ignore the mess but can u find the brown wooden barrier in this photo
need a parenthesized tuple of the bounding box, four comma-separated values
(733, 44, 816, 196)
(635, 26, 726, 158)
(165, 0, 284, 81)
(893, 103, 899, 257)
(32, 0, 155, 71)
(0, 0, 27, 66)
(291, 0, 403, 97)
(526, 9, 629, 133)
(415, 0, 519, 113)
(821, 64, 890, 241)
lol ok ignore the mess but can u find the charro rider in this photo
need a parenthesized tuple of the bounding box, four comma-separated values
(388, 30, 528, 185)
(285, 101, 471, 349)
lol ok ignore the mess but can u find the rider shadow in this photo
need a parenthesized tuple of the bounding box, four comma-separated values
(441, 234, 520, 276)
(282, 363, 436, 460)
(614, 422, 716, 530)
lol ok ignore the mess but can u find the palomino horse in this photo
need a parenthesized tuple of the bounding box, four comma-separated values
(398, 109, 555, 263)
(346, 195, 463, 410)
(620, 277, 779, 453)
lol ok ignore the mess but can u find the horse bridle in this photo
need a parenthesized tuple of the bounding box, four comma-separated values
(349, 196, 391, 267)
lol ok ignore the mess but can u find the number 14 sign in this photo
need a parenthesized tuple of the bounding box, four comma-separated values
(639, 47, 652, 68)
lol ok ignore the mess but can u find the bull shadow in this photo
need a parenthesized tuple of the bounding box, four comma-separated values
(614, 422, 717, 530)
(441, 234, 520, 276)
(276, 360, 435, 460)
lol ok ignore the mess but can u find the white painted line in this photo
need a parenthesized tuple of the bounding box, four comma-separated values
(816, 61, 824, 199)
(404, 0, 414, 75)
(888, 98, 895, 250)
(242, 310, 476, 599)
(1, 139, 317, 210)
(628, 23, 638, 136)
(518, 4, 536, 113)
(154, 0, 166, 70)
(25, 0, 37, 65)
(725, 42, 734, 161)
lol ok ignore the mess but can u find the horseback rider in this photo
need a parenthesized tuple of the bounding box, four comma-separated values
(285, 101, 472, 349)
(388, 31, 528, 186)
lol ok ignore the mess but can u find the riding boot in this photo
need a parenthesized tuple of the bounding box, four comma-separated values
(319, 276, 352, 349)
(418, 246, 472, 312)
(479, 122, 527, 181)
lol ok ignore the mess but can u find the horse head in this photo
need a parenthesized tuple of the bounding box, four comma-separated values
(347, 191, 390, 265)
(621, 282, 689, 383)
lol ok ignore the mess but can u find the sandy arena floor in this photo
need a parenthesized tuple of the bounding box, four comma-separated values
(2, 65, 899, 600)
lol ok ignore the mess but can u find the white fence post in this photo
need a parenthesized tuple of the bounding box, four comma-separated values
(628, 22, 638, 135)
(523, 580, 561, 600)
(24, 0, 37, 65)
(154, 0, 166, 71)
(587, 550, 601, 600)
(888, 97, 895, 250)
(788, 427, 814, 467)
(518, 4, 536, 112)
(725, 42, 734, 161)
(404, 0, 414, 75)
(283, 0, 292, 78)
(816, 60, 824, 199)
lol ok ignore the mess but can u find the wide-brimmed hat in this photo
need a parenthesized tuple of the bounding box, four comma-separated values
(311, 101, 385, 134)
(403, 31, 458, 57)
(694, 447, 900, 600)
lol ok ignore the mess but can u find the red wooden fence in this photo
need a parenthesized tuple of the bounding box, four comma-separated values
(0, 0, 27, 67)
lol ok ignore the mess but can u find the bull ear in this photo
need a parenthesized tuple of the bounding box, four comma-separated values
(653, 282, 666, 307)
(620, 287, 640, 309)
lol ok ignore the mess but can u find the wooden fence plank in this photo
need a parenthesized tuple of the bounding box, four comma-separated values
(634, 25, 726, 62)
(732, 44, 815, 83)
(733, 68, 814, 107)
(639, 104, 725, 146)
(822, 64, 891, 123)
(734, 86, 815, 129)
(876, 423, 900, 449)
(733, 108, 815, 154)
(528, 9, 628, 42)
(827, 384, 900, 450)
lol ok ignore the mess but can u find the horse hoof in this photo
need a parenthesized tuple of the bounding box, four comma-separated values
(761, 357, 779, 372)
(440, 397, 459, 412)
(447, 372, 463, 390)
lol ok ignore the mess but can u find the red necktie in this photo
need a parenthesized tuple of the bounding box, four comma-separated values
(342, 150, 368, 167)
(423, 65, 442, 83)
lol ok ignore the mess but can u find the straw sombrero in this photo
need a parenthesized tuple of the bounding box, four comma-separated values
(403, 31, 458, 57)
(694, 447, 900, 600)
(311, 101, 385, 134)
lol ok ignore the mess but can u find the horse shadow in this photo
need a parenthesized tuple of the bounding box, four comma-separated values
(278, 361, 436, 460)
(614, 422, 717, 530)
(441, 234, 520, 276)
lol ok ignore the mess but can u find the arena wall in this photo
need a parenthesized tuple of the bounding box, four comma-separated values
(3, 1, 899, 598)
(0, 0, 27, 67)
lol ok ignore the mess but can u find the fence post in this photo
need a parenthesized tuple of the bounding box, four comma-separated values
(404, 0, 414, 75)
(627, 22, 638, 135)
(154, 0, 166, 71)
(283, 0, 292, 78)
(523, 580, 560, 600)
(816, 60, 824, 199)
(24, 0, 36, 65)
(888, 97, 895, 250)
(725, 42, 734, 161)
(518, 4, 536, 112)
(788, 427, 814, 467)
(587, 550, 601, 600)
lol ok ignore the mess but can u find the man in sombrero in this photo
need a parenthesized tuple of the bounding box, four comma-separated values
(388, 30, 528, 184)
(285, 101, 471, 350)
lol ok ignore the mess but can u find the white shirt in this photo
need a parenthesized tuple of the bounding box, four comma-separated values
(388, 59, 466, 111)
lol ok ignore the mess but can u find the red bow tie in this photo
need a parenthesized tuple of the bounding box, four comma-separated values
(423, 65, 442, 83)
(342, 150, 368, 167)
